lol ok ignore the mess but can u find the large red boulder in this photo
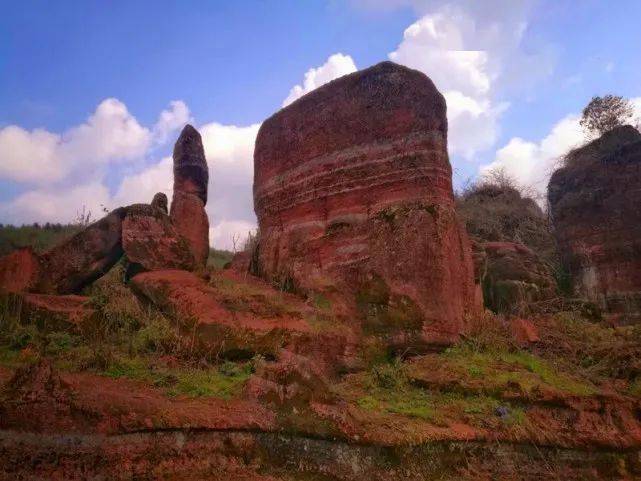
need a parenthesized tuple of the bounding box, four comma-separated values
(0, 247, 40, 293)
(253, 61, 477, 349)
(122, 202, 197, 275)
(548, 125, 641, 323)
(33, 208, 127, 294)
(170, 125, 210, 268)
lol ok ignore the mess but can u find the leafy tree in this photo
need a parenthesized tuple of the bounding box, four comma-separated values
(580, 95, 634, 137)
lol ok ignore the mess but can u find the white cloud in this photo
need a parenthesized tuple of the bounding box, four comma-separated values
(389, 12, 491, 100)
(0, 126, 62, 183)
(112, 156, 174, 207)
(200, 122, 260, 169)
(282, 53, 357, 107)
(0, 181, 112, 225)
(387, 1, 547, 159)
(479, 97, 641, 200)
(479, 114, 584, 199)
(200, 122, 261, 249)
(445, 91, 508, 158)
(0, 98, 151, 185)
(60, 98, 151, 165)
(153, 100, 192, 143)
(209, 219, 257, 252)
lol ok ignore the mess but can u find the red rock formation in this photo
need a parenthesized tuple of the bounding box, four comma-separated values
(130, 269, 357, 370)
(548, 125, 641, 322)
(34, 208, 127, 294)
(0, 247, 40, 293)
(170, 125, 210, 268)
(481, 241, 557, 315)
(509, 318, 540, 346)
(20, 293, 95, 330)
(122, 202, 196, 275)
(253, 61, 477, 349)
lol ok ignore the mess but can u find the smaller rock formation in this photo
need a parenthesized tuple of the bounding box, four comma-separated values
(170, 125, 210, 268)
(548, 125, 641, 323)
(0, 247, 40, 293)
(458, 181, 559, 314)
(34, 208, 127, 294)
(151, 192, 168, 213)
(122, 202, 197, 276)
(481, 242, 557, 315)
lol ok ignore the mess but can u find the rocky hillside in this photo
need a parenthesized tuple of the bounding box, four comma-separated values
(1, 62, 641, 480)
(457, 183, 559, 315)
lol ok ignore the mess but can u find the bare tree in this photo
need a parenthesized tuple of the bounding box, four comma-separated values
(580, 95, 634, 137)
(75, 205, 92, 228)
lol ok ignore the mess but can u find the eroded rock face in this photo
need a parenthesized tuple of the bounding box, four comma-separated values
(0, 248, 40, 293)
(481, 242, 557, 315)
(253, 61, 477, 348)
(548, 125, 641, 323)
(122, 203, 197, 275)
(170, 125, 210, 267)
(34, 208, 127, 294)
(19, 293, 95, 330)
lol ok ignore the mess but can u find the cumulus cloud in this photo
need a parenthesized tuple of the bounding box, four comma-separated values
(112, 156, 174, 207)
(479, 114, 584, 199)
(153, 100, 192, 143)
(0, 98, 195, 187)
(479, 97, 641, 199)
(0, 181, 112, 225)
(200, 122, 260, 250)
(387, 1, 548, 159)
(0, 98, 152, 185)
(0, 126, 62, 183)
(282, 53, 357, 107)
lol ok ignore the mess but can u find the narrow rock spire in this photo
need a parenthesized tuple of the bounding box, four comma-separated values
(170, 124, 210, 267)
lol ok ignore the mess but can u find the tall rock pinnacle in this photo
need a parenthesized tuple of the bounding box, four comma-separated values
(170, 124, 210, 267)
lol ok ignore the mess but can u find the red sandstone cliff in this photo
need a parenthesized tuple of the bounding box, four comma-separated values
(253, 61, 477, 350)
(548, 125, 641, 322)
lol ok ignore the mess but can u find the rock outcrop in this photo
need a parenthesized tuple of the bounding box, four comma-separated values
(122, 203, 197, 276)
(0, 247, 40, 293)
(253, 61, 477, 349)
(481, 242, 557, 315)
(170, 125, 210, 268)
(548, 125, 641, 323)
(34, 208, 127, 294)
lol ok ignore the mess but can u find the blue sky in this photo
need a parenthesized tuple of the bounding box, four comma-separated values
(1, 0, 640, 248)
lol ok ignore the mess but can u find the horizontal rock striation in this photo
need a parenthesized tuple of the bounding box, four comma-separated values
(548, 125, 641, 322)
(253, 61, 477, 349)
